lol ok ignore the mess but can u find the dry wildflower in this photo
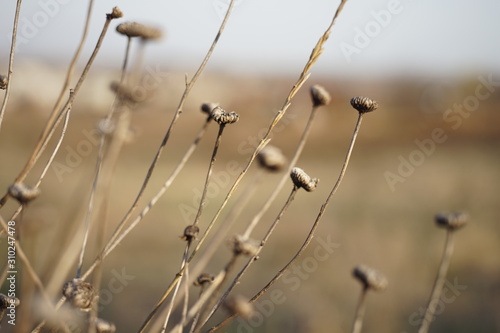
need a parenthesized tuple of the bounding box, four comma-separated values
(110, 81, 141, 104)
(224, 295, 255, 320)
(194, 273, 215, 287)
(353, 265, 388, 291)
(231, 235, 259, 256)
(290, 167, 319, 192)
(0, 294, 20, 321)
(350, 96, 378, 114)
(107, 6, 123, 20)
(201, 102, 219, 115)
(116, 22, 162, 40)
(62, 279, 95, 311)
(435, 212, 468, 231)
(257, 145, 287, 172)
(8, 182, 40, 204)
(210, 106, 239, 125)
(310, 85, 331, 107)
(0, 75, 7, 90)
(181, 225, 199, 242)
(95, 318, 116, 333)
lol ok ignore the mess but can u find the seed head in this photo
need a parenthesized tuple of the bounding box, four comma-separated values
(0, 75, 7, 90)
(62, 279, 95, 311)
(350, 96, 378, 114)
(352, 265, 388, 291)
(231, 235, 259, 257)
(210, 106, 239, 125)
(181, 225, 200, 242)
(116, 22, 163, 40)
(257, 145, 287, 172)
(310, 85, 331, 107)
(194, 273, 215, 287)
(0, 294, 20, 321)
(201, 102, 219, 115)
(435, 212, 468, 231)
(107, 7, 123, 20)
(110, 81, 141, 104)
(95, 318, 116, 333)
(290, 167, 318, 192)
(8, 182, 41, 204)
(224, 295, 255, 320)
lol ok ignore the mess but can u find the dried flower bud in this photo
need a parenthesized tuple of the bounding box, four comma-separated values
(310, 85, 331, 107)
(194, 273, 215, 287)
(0, 75, 7, 90)
(8, 182, 41, 204)
(353, 265, 388, 291)
(350, 96, 378, 114)
(181, 225, 199, 242)
(290, 167, 318, 192)
(231, 235, 259, 256)
(201, 102, 219, 115)
(257, 145, 287, 172)
(62, 279, 95, 311)
(224, 295, 255, 320)
(95, 318, 116, 333)
(110, 81, 141, 104)
(116, 22, 162, 40)
(107, 7, 123, 20)
(210, 106, 239, 125)
(0, 294, 20, 321)
(435, 212, 468, 231)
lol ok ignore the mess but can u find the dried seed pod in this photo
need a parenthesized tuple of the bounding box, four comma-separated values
(231, 235, 259, 257)
(210, 106, 239, 125)
(310, 85, 331, 107)
(116, 22, 162, 40)
(290, 167, 318, 192)
(181, 225, 199, 242)
(0, 294, 20, 321)
(95, 318, 116, 333)
(352, 265, 388, 291)
(8, 182, 41, 204)
(0, 74, 7, 90)
(107, 6, 123, 20)
(435, 212, 468, 231)
(110, 81, 141, 104)
(62, 279, 95, 311)
(257, 145, 287, 172)
(201, 102, 219, 115)
(224, 295, 255, 320)
(350, 96, 378, 114)
(194, 273, 215, 287)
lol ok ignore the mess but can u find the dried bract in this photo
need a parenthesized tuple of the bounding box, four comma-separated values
(353, 265, 388, 291)
(257, 145, 287, 172)
(8, 182, 41, 204)
(0, 75, 7, 90)
(290, 167, 318, 192)
(62, 279, 95, 311)
(350, 96, 378, 114)
(210, 106, 239, 125)
(107, 6, 123, 20)
(435, 212, 468, 231)
(116, 22, 162, 40)
(310, 85, 331, 107)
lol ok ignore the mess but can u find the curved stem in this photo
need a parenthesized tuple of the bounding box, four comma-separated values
(351, 287, 368, 333)
(418, 230, 455, 333)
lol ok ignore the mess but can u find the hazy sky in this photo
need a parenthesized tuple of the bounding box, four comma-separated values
(1, 0, 499, 78)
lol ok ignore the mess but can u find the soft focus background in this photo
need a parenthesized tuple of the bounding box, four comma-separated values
(0, 1, 499, 332)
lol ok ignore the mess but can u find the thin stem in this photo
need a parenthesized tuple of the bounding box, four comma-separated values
(243, 105, 319, 239)
(351, 287, 368, 333)
(0, 0, 95, 208)
(208, 111, 364, 332)
(0, 0, 23, 132)
(418, 230, 456, 333)
(201, 186, 299, 329)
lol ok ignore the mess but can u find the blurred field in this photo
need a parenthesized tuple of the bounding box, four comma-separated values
(1, 64, 500, 332)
